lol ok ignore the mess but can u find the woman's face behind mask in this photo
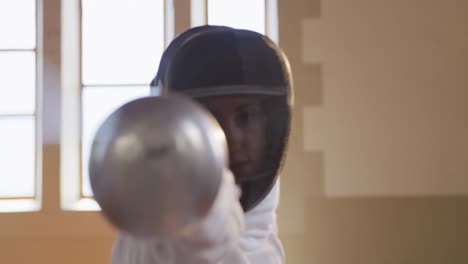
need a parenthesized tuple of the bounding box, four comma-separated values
(197, 95, 268, 181)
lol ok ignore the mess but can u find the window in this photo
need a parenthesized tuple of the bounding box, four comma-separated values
(207, 0, 266, 34)
(0, 0, 38, 203)
(80, 0, 165, 198)
(60, 0, 277, 209)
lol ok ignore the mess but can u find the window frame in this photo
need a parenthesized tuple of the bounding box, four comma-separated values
(0, 0, 42, 209)
(62, 0, 173, 209)
(75, 0, 278, 202)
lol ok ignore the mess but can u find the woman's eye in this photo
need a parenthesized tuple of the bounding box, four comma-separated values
(238, 112, 251, 123)
(236, 108, 261, 126)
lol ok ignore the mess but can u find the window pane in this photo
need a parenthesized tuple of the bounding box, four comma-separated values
(208, 0, 265, 34)
(81, 86, 150, 196)
(82, 0, 165, 85)
(0, 0, 36, 49)
(0, 117, 35, 198)
(0, 52, 35, 115)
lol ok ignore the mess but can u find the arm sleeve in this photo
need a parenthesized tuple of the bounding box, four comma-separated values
(110, 172, 285, 264)
(229, 181, 285, 264)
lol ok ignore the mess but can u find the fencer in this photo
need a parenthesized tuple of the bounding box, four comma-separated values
(94, 25, 294, 264)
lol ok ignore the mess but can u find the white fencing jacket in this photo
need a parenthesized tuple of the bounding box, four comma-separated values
(111, 172, 284, 264)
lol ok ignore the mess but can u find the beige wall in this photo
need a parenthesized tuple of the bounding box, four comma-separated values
(278, 0, 468, 263)
(2, 0, 468, 263)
